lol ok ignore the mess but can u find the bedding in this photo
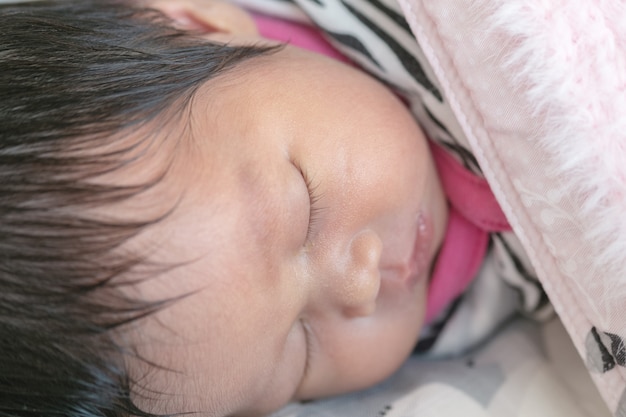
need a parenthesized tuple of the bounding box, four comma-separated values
(397, 1, 626, 414)
(269, 318, 610, 417)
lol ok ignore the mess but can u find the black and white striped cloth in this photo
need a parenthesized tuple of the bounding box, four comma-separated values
(236, 0, 553, 355)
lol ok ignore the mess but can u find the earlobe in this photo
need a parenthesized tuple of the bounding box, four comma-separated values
(151, 0, 258, 36)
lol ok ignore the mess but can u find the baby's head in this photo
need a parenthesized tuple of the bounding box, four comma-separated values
(0, 1, 448, 416)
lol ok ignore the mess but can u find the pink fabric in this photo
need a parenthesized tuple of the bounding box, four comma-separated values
(398, 1, 626, 410)
(253, 13, 351, 64)
(425, 143, 511, 323)
(425, 209, 489, 323)
(253, 11, 511, 326)
(430, 143, 511, 232)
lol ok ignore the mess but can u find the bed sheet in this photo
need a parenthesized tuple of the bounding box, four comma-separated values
(270, 318, 609, 417)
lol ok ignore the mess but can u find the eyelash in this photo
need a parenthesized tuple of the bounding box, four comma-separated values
(298, 166, 322, 239)
(300, 319, 314, 378)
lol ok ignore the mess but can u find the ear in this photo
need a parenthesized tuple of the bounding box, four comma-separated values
(150, 0, 258, 36)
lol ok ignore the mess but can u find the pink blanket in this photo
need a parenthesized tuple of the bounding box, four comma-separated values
(398, 0, 626, 413)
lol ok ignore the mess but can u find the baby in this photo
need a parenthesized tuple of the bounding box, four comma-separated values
(0, 0, 545, 416)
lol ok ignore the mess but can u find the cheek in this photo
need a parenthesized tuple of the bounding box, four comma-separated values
(298, 280, 427, 400)
(298, 322, 416, 399)
(238, 325, 308, 416)
(342, 141, 427, 212)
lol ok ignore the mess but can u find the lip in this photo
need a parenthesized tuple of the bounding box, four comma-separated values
(405, 211, 435, 288)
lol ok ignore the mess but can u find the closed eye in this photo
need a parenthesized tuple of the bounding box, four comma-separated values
(293, 163, 323, 240)
(300, 319, 315, 380)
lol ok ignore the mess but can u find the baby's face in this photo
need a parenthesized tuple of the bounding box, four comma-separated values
(125, 40, 448, 416)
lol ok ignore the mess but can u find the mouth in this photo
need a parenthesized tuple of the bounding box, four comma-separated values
(405, 211, 435, 288)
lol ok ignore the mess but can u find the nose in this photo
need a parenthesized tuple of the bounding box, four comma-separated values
(328, 230, 382, 318)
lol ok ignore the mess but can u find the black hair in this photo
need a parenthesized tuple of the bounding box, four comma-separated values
(0, 1, 279, 415)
